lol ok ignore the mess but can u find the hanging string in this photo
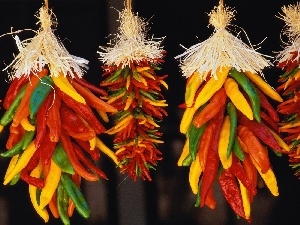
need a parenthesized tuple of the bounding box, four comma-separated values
(126, 0, 132, 12)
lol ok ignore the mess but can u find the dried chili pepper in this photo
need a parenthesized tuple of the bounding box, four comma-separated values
(219, 169, 246, 219)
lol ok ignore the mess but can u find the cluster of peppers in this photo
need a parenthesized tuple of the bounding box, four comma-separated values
(276, 52, 300, 177)
(178, 66, 289, 221)
(0, 67, 118, 224)
(100, 58, 168, 181)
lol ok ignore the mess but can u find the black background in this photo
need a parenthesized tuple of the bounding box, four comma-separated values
(0, 0, 300, 225)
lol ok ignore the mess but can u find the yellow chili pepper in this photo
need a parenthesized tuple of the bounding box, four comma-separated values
(107, 91, 125, 104)
(142, 97, 168, 107)
(136, 66, 150, 72)
(106, 114, 134, 135)
(185, 71, 203, 107)
(160, 80, 168, 89)
(39, 160, 62, 209)
(177, 138, 189, 166)
(97, 110, 109, 123)
(124, 95, 134, 110)
(29, 161, 49, 222)
(4, 141, 37, 185)
(189, 155, 202, 194)
(180, 107, 195, 134)
(4, 154, 19, 180)
(251, 156, 279, 196)
(141, 71, 156, 80)
(89, 137, 97, 150)
(268, 128, 290, 152)
(218, 115, 232, 169)
(224, 77, 254, 120)
(243, 71, 283, 102)
(20, 117, 35, 131)
(193, 66, 230, 110)
(95, 137, 119, 165)
(52, 73, 86, 104)
(180, 67, 230, 134)
(238, 179, 251, 219)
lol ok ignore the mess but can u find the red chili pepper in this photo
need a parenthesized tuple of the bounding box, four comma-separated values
(60, 102, 90, 133)
(71, 79, 117, 113)
(238, 112, 281, 153)
(205, 188, 216, 209)
(256, 88, 279, 122)
(48, 191, 60, 218)
(46, 91, 61, 142)
(242, 153, 257, 203)
(3, 75, 30, 110)
(193, 87, 227, 128)
(260, 111, 279, 132)
(200, 107, 224, 207)
(6, 125, 25, 149)
(74, 138, 100, 161)
(219, 169, 246, 219)
(229, 154, 257, 196)
(35, 91, 53, 148)
(72, 142, 108, 180)
(72, 77, 108, 96)
(237, 125, 271, 174)
(60, 130, 99, 181)
(40, 128, 57, 167)
(57, 88, 105, 134)
(20, 148, 44, 188)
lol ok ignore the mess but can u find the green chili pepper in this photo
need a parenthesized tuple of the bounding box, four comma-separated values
(182, 154, 193, 166)
(57, 181, 71, 225)
(61, 173, 91, 219)
(279, 67, 300, 79)
(233, 138, 245, 161)
(229, 68, 261, 122)
(0, 84, 27, 127)
(226, 102, 237, 158)
(9, 173, 20, 185)
(29, 76, 53, 119)
(139, 90, 157, 101)
(105, 68, 123, 82)
(1, 130, 35, 158)
(188, 123, 207, 161)
(195, 177, 202, 207)
(122, 66, 130, 79)
(52, 142, 75, 175)
(109, 87, 126, 97)
(132, 70, 141, 82)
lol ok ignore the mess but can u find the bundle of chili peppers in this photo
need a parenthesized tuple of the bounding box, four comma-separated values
(0, 4, 118, 224)
(275, 3, 300, 178)
(176, 2, 289, 222)
(98, 1, 168, 181)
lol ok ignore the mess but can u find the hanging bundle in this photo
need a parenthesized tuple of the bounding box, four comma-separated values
(275, 2, 300, 178)
(0, 2, 118, 224)
(176, 1, 288, 222)
(98, 0, 168, 181)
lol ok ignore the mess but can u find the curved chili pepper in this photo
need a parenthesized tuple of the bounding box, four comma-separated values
(74, 138, 100, 161)
(237, 125, 271, 174)
(60, 131, 99, 181)
(238, 112, 281, 153)
(200, 107, 224, 207)
(73, 77, 108, 96)
(52, 142, 75, 175)
(219, 169, 246, 219)
(57, 88, 105, 134)
(3, 75, 30, 110)
(20, 148, 44, 188)
(193, 87, 227, 128)
(39, 128, 57, 167)
(188, 119, 207, 161)
(256, 88, 279, 122)
(229, 68, 261, 122)
(229, 154, 256, 196)
(0, 84, 27, 127)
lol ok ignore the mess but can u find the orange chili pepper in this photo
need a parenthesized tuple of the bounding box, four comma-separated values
(46, 91, 61, 142)
(238, 125, 271, 174)
(12, 68, 48, 127)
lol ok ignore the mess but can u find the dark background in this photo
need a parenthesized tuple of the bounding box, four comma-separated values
(0, 0, 300, 225)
